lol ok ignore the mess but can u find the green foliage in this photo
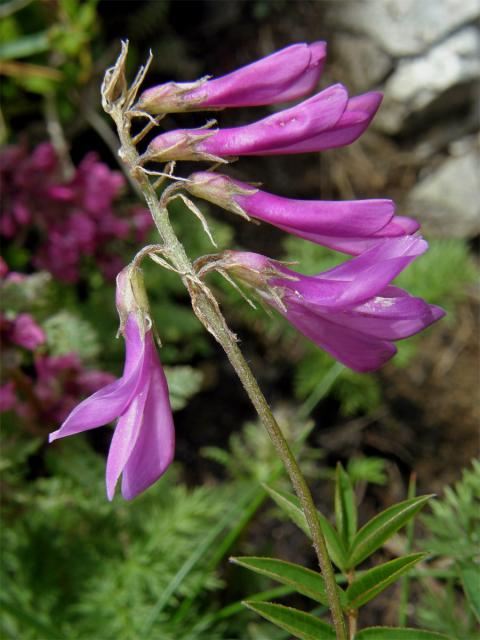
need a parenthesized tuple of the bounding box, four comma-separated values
(346, 554, 426, 609)
(243, 601, 335, 640)
(347, 457, 387, 486)
(1, 0, 99, 104)
(231, 557, 336, 607)
(164, 365, 203, 411)
(421, 460, 480, 563)
(203, 410, 315, 485)
(0, 428, 256, 640)
(238, 471, 434, 637)
(0, 272, 54, 314)
(415, 460, 480, 639)
(43, 310, 100, 362)
(355, 629, 453, 639)
(335, 462, 357, 548)
(394, 238, 477, 312)
(264, 484, 348, 571)
(347, 495, 432, 569)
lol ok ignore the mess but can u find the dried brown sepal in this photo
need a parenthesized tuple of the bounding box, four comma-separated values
(101, 40, 129, 112)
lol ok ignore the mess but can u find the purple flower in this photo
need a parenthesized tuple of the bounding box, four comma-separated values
(214, 237, 445, 372)
(137, 42, 327, 113)
(144, 86, 382, 163)
(0, 142, 152, 283)
(0, 312, 45, 351)
(49, 268, 175, 500)
(186, 172, 419, 255)
(0, 382, 16, 413)
(10, 313, 46, 350)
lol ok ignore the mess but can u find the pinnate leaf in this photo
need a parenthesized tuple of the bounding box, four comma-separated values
(164, 366, 203, 411)
(231, 556, 347, 607)
(459, 560, 480, 622)
(355, 627, 454, 639)
(264, 485, 347, 571)
(347, 495, 432, 568)
(346, 553, 426, 609)
(243, 601, 335, 640)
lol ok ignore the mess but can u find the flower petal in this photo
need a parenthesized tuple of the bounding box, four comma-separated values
(196, 42, 327, 107)
(120, 353, 175, 500)
(268, 92, 383, 154)
(325, 287, 446, 340)
(48, 314, 145, 442)
(282, 303, 397, 372)
(105, 368, 151, 501)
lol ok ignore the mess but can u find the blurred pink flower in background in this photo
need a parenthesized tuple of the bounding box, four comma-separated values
(0, 142, 153, 283)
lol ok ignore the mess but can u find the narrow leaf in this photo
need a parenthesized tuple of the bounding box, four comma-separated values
(243, 601, 335, 640)
(346, 553, 426, 609)
(231, 556, 347, 607)
(335, 462, 357, 548)
(348, 495, 432, 568)
(459, 560, 480, 622)
(264, 485, 347, 571)
(355, 627, 454, 639)
(0, 32, 50, 60)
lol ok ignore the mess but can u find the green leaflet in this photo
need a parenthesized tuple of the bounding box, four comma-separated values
(347, 495, 432, 568)
(346, 553, 426, 609)
(264, 484, 347, 571)
(335, 462, 357, 549)
(355, 626, 455, 639)
(243, 601, 335, 640)
(231, 556, 347, 608)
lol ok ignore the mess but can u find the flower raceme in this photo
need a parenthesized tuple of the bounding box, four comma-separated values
(137, 42, 327, 113)
(210, 238, 445, 373)
(186, 172, 419, 255)
(142, 86, 382, 163)
(49, 267, 175, 500)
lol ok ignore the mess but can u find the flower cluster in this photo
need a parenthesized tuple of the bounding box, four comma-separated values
(48, 42, 444, 500)
(0, 142, 152, 282)
(137, 41, 443, 371)
(0, 262, 116, 426)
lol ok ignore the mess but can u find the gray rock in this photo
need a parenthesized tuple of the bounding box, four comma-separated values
(332, 34, 392, 90)
(408, 141, 480, 237)
(375, 27, 480, 134)
(326, 0, 480, 57)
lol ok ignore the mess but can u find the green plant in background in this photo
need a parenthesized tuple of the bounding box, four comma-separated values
(415, 460, 480, 639)
(0, 408, 320, 640)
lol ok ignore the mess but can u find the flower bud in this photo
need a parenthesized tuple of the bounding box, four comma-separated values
(137, 42, 327, 113)
(116, 264, 150, 337)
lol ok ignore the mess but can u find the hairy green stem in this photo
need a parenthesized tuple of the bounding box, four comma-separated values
(109, 105, 347, 639)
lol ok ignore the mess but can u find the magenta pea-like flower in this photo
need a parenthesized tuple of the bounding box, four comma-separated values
(137, 41, 326, 113)
(214, 237, 445, 373)
(186, 171, 419, 255)
(143, 85, 382, 163)
(49, 267, 175, 500)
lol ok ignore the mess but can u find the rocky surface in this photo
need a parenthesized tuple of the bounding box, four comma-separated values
(326, 0, 480, 57)
(376, 27, 480, 134)
(408, 138, 480, 237)
(326, 0, 480, 238)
